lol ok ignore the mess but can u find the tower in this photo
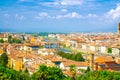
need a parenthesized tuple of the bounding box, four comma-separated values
(91, 53, 94, 71)
(118, 23, 120, 34)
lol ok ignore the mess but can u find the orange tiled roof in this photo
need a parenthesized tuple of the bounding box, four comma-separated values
(95, 56, 115, 63)
(63, 60, 88, 67)
(42, 55, 65, 62)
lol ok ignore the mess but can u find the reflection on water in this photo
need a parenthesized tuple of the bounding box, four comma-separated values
(59, 48, 71, 53)
(45, 44, 58, 48)
(30, 46, 39, 50)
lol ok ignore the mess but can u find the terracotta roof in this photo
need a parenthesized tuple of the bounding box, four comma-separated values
(0, 34, 4, 38)
(95, 56, 115, 63)
(42, 55, 65, 62)
(116, 58, 120, 64)
(62, 60, 88, 67)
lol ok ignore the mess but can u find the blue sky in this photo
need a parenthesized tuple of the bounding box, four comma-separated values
(0, 0, 120, 32)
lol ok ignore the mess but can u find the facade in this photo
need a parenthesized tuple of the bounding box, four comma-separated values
(60, 60, 88, 70)
(38, 48, 55, 55)
(9, 56, 23, 71)
(94, 56, 120, 71)
(100, 46, 107, 53)
(112, 47, 120, 56)
(20, 46, 32, 52)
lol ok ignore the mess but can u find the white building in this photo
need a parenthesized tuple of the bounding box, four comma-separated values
(60, 60, 88, 70)
(38, 48, 55, 56)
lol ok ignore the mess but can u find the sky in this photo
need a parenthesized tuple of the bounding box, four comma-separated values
(0, 0, 120, 32)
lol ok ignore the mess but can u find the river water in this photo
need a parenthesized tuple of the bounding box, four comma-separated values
(30, 44, 71, 53)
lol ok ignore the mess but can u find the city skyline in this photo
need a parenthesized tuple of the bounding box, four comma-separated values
(0, 0, 120, 32)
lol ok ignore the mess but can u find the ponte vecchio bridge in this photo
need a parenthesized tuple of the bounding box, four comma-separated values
(41, 41, 61, 49)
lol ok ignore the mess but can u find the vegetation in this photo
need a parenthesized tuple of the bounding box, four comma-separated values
(12, 38, 22, 44)
(32, 65, 66, 80)
(63, 45, 73, 51)
(1, 52, 120, 80)
(0, 39, 4, 43)
(39, 45, 44, 48)
(107, 47, 112, 54)
(0, 66, 31, 80)
(70, 65, 76, 80)
(8, 35, 12, 43)
(85, 66, 90, 73)
(57, 51, 85, 61)
(0, 53, 8, 67)
(77, 70, 120, 80)
(1, 66, 120, 80)
(8, 35, 22, 44)
(22, 35, 25, 41)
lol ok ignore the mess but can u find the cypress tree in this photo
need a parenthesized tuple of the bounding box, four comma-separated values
(0, 53, 8, 67)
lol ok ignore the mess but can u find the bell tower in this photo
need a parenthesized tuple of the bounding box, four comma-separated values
(118, 22, 120, 34)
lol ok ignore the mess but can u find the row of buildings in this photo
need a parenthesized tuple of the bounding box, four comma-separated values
(0, 23, 120, 75)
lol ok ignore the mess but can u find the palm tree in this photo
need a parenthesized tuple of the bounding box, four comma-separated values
(38, 65, 48, 80)
(70, 65, 76, 80)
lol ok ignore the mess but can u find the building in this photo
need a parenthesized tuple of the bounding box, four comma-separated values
(60, 60, 88, 70)
(118, 22, 120, 34)
(38, 48, 55, 55)
(94, 56, 120, 71)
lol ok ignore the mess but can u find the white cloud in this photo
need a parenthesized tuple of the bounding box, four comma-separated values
(39, 12, 48, 17)
(60, 0, 83, 6)
(35, 12, 99, 19)
(107, 4, 120, 19)
(65, 12, 82, 18)
(15, 14, 25, 20)
(61, 9, 67, 12)
(55, 12, 82, 19)
(35, 12, 82, 19)
(88, 13, 97, 17)
(42, 0, 83, 6)
(35, 12, 51, 19)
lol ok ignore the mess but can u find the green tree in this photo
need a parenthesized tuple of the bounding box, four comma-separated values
(85, 66, 90, 73)
(0, 66, 19, 80)
(113, 75, 120, 80)
(32, 65, 66, 80)
(57, 51, 85, 61)
(13, 38, 22, 44)
(8, 35, 12, 43)
(107, 48, 112, 54)
(0, 39, 4, 43)
(70, 65, 76, 80)
(24, 67, 29, 73)
(0, 66, 6, 79)
(75, 53, 85, 61)
(33, 65, 48, 80)
(39, 46, 44, 48)
(22, 35, 25, 41)
(77, 70, 120, 80)
(46, 66, 65, 80)
(0, 53, 8, 67)
(20, 72, 31, 80)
